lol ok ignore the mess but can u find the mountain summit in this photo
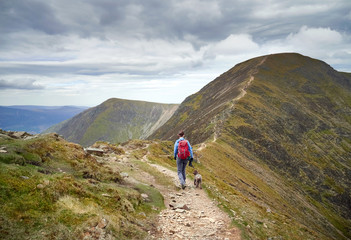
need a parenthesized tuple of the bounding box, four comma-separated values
(150, 53, 351, 239)
(151, 53, 350, 144)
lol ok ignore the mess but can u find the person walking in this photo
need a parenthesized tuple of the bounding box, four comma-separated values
(174, 130, 193, 189)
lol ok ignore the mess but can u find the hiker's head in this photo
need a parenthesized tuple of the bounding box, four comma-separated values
(178, 130, 184, 137)
(193, 169, 198, 175)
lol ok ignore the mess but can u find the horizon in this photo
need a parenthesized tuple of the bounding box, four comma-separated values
(1, 0, 350, 106)
(0, 96, 182, 108)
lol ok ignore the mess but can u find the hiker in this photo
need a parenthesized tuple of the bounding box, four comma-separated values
(174, 130, 193, 189)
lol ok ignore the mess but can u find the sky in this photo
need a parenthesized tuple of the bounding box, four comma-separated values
(0, 0, 350, 107)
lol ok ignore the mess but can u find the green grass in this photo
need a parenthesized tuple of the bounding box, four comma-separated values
(185, 94, 203, 110)
(134, 160, 175, 187)
(0, 135, 165, 239)
(133, 183, 165, 212)
(179, 112, 189, 124)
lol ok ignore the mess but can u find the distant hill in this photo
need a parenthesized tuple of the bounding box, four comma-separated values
(46, 98, 178, 146)
(0, 105, 88, 133)
(150, 53, 351, 239)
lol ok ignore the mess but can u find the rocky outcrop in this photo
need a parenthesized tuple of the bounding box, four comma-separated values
(0, 129, 34, 139)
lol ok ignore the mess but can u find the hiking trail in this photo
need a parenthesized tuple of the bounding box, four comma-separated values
(203, 56, 268, 151)
(103, 142, 241, 240)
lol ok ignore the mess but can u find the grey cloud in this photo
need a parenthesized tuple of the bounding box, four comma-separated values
(90, 0, 130, 26)
(0, 61, 167, 78)
(1, 0, 350, 44)
(86, 0, 351, 46)
(0, 0, 254, 42)
(0, 79, 44, 90)
(0, 63, 78, 76)
(0, 0, 67, 35)
(0, 1, 350, 87)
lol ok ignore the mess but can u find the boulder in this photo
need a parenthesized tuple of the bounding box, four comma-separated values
(85, 147, 104, 156)
(141, 193, 150, 201)
(11, 131, 32, 139)
(97, 218, 108, 229)
(0, 147, 7, 153)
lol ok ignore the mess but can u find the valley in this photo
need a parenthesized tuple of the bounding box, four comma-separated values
(0, 106, 88, 134)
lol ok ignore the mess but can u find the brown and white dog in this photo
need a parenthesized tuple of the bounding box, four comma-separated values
(193, 169, 202, 189)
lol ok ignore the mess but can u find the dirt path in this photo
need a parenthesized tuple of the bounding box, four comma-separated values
(148, 164, 241, 240)
(103, 143, 241, 240)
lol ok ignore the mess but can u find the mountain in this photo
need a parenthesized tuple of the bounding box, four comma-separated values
(150, 53, 351, 239)
(46, 98, 178, 146)
(0, 105, 88, 133)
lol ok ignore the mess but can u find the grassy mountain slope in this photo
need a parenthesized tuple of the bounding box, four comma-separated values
(46, 98, 178, 146)
(151, 55, 267, 144)
(150, 53, 351, 239)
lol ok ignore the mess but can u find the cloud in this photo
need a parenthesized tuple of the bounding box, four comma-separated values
(283, 26, 348, 62)
(1, 0, 349, 40)
(1, 0, 349, 47)
(0, 33, 206, 77)
(0, 0, 66, 35)
(205, 34, 259, 59)
(286, 26, 343, 47)
(252, 2, 332, 19)
(0, 79, 44, 90)
(0, 0, 350, 106)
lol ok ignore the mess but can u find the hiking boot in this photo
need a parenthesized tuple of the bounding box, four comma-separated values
(181, 184, 186, 190)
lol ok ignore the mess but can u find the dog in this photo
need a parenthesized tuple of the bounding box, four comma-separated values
(193, 169, 202, 189)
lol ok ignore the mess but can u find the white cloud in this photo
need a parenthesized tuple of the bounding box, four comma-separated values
(286, 26, 343, 48)
(255, 26, 351, 70)
(205, 34, 259, 59)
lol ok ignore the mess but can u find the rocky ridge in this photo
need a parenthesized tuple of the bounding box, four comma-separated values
(150, 53, 351, 239)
